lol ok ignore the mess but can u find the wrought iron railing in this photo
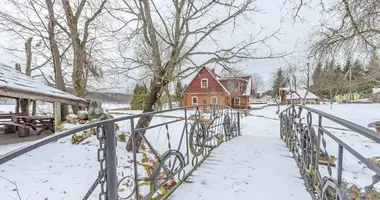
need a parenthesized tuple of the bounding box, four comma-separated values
(280, 105, 380, 200)
(0, 104, 240, 200)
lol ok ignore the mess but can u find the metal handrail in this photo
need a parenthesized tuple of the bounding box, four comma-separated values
(0, 104, 241, 200)
(280, 104, 380, 200)
(0, 104, 226, 165)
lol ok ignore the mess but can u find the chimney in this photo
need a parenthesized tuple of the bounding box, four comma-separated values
(210, 68, 215, 74)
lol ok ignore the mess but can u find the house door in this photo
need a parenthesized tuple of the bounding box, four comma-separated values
(281, 91, 287, 104)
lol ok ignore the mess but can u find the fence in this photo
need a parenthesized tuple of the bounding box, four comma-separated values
(0, 104, 240, 200)
(280, 105, 380, 200)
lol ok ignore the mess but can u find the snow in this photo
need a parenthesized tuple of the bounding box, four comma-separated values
(171, 113, 311, 200)
(286, 87, 319, 100)
(373, 88, 380, 94)
(0, 63, 85, 102)
(0, 103, 379, 199)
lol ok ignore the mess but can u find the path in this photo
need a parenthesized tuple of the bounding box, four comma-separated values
(170, 114, 312, 200)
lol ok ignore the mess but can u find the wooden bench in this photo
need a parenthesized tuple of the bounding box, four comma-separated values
(0, 121, 34, 137)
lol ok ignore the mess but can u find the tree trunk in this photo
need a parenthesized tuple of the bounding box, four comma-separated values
(126, 80, 167, 152)
(20, 99, 30, 115)
(165, 85, 172, 109)
(25, 37, 33, 76)
(46, 0, 69, 118)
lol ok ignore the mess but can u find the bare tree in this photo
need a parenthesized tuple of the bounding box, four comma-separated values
(251, 73, 264, 97)
(117, 0, 290, 151)
(0, 0, 71, 117)
(61, 0, 107, 112)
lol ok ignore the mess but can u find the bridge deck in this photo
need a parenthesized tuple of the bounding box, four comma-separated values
(170, 116, 312, 200)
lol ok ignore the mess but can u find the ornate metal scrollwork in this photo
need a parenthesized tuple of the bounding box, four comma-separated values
(150, 150, 185, 192)
(223, 114, 231, 136)
(117, 176, 136, 200)
(321, 179, 350, 200)
(189, 120, 207, 156)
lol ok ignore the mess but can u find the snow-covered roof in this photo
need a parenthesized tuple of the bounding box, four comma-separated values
(286, 87, 319, 100)
(0, 63, 87, 106)
(373, 88, 380, 94)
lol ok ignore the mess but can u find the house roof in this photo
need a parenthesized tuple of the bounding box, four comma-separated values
(182, 66, 230, 95)
(286, 87, 319, 100)
(0, 63, 88, 106)
(219, 76, 252, 96)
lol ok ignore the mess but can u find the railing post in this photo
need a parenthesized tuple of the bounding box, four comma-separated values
(105, 121, 118, 200)
(130, 118, 140, 200)
(337, 144, 344, 186)
(237, 111, 241, 136)
(316, 115, 322, 170)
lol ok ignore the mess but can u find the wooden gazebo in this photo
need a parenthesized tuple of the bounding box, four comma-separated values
(0, 63, 88, 131)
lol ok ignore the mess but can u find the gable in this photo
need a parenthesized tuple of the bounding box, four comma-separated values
(183, 67, 229, 94)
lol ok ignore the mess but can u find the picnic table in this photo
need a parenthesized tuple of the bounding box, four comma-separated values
(0, 115, 54, 137)
(12, 115, 55, 135)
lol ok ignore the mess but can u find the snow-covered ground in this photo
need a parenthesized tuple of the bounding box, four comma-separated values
(171, 115, 311, 200)
(0, 103, 379, 199)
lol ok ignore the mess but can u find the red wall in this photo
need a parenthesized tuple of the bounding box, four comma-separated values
(184, 67, 226, 94)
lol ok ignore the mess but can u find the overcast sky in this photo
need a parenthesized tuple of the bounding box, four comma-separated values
(0, 0, 322, 93)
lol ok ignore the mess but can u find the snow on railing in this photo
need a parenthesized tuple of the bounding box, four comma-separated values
(279, 105, 380, 200)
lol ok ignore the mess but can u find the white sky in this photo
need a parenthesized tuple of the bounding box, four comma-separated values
(0, 0, 322, 93)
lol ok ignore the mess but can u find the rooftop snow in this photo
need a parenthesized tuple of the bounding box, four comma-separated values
(287, 87, 319, 100)
(0, 63, 86, 105)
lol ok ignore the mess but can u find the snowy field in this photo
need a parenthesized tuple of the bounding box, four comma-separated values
(0, 103, 379, 199)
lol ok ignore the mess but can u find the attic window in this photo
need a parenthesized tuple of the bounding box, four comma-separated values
(234, 82, 239, 89)
(201, 78, 208, 88)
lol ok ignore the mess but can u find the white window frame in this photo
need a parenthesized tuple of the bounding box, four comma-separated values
(211, 96, 218, 104)
(192, 96, 198, 104)
(235, 97, 240, 105)
(201, 78, 208, 88)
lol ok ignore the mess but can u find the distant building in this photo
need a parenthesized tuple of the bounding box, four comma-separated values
(279, 87, 320, 104)
(182, 66, 253, 109)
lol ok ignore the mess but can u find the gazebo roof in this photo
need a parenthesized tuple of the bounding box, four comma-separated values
(0, 63, 87, 106)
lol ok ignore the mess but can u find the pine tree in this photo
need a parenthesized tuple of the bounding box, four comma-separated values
(312, 61, 322, 84)
(174, 81, 184, 106)
(343, 58, 352, 74)
(352, 59, 364, 79)
(271, 68, 285, 98)
(131, 84, 148, 110)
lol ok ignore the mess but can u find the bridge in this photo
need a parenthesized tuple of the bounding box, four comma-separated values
(0, 104, 379, 200)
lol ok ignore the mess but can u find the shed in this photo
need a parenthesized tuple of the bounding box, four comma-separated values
(0, 63, 88, 130)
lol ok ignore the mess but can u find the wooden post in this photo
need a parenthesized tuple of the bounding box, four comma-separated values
(54, 102, 61, 132)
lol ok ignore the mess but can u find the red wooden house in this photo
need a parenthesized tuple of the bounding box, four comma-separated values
(182, 66, 253, 109)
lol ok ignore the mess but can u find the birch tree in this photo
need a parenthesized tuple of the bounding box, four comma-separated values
(117, 0, 290, 151)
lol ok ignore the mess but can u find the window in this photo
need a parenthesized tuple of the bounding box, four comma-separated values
(192, 96, 198, 104)
(211, 96, 217, 104)
(201, 78, 208, 88)
(234, 81, 239, 89)
(235, 97, 240, 105)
